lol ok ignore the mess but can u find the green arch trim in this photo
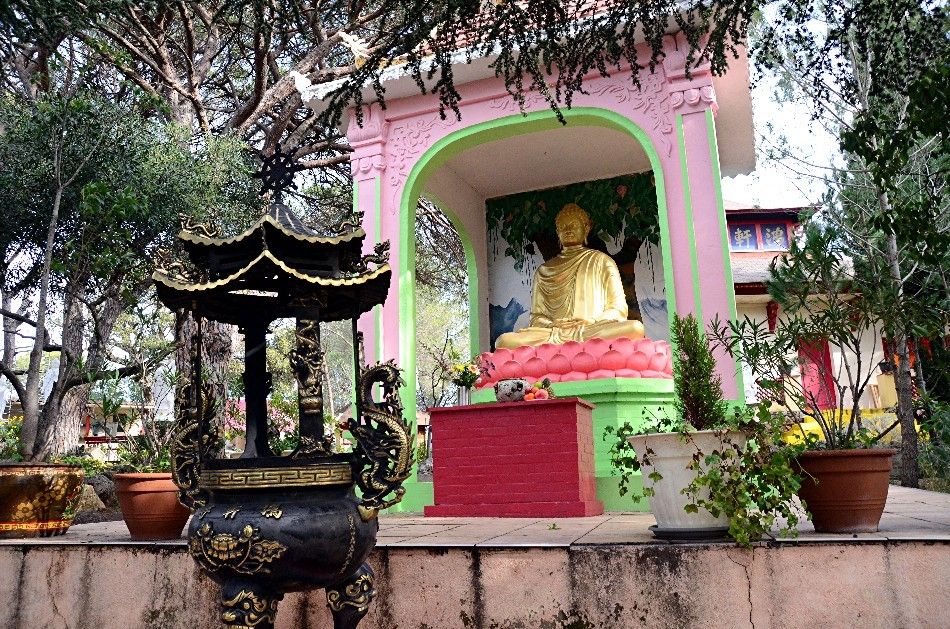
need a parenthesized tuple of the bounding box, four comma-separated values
(398, 106, 676, 423)
(421, 191, 481, 355)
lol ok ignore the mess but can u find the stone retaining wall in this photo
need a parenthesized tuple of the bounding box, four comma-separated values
(1, 541, 947, 628)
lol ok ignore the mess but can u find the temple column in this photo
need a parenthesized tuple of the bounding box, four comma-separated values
(241, 321, 272, 458)
(662, 33, 743, 400)
(347, 104, 389, 365)
(291, 318, 328, 455)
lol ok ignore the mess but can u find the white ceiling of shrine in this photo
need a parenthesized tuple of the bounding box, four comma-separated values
(440, 124, 652, 200)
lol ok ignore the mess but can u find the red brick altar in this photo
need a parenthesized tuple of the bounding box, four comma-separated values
(424, 397, 604, 517)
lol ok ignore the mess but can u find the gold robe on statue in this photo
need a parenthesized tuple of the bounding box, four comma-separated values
(496, 245, 642, 348)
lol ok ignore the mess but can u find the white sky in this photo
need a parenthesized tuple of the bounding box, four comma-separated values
(721, 74, 841, 209)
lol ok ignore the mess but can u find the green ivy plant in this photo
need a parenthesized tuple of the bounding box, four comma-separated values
(604, 314, 805, 546)
(603, 411, 677, 499)
(605, 403, 806, 546)
(683, 403, 806, 545)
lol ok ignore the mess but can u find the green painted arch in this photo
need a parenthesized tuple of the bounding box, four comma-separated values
(398, 106, 677, 424)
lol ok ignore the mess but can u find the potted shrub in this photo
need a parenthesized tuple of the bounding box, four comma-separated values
(711, 224, 901, 533)
(97, 373, 191, 541)
(713, 313, 897, 533)
(0, 417, 85, 539)
(606, 314, 803, 543)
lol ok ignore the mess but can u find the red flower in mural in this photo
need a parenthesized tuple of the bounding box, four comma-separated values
(616, 184, 628, 198)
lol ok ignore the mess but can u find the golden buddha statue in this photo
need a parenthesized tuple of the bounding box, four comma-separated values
(496, 203, 646, 349)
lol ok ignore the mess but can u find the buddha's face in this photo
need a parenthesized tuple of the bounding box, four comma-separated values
(555, 215, 591, 247)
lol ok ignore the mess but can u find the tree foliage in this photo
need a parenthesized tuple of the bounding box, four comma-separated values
(671, 313, 727, 431)
(3, 0, 945, 465)
(712, 221, 890, 450)
(750, 0, 947, 484)
(0, 92, 257, 459)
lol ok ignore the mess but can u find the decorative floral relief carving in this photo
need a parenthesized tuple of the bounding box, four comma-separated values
(586, 70, 674, 156)
(386, 115, 457, 200)
(350, 154, 386, 178)
(484, 70, 674, 157)
(348, 104, 389, 145)
(488, 90, 550, 112)
(388, 118, 437, 178)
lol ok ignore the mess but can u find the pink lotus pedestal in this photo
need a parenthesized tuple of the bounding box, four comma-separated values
(477, 337, 673, 389)
(424, 398, 604, 518)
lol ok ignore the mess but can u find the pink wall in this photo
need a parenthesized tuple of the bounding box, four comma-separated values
(346, 31, 742, 399)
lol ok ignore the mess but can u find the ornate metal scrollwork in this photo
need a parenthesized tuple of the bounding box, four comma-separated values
(154, 248, 199, 283)
(289, 320, 324, 411)
(253, 144, 305, 196)
(349, 361, 413, 521)
(171, 372, 219, 510)
(289, 319, 334, 458)
(190, 522, 287, 575)
(179, 213, 221, 239)
(361, 241, 390, 271)
(260, 505, 282, 519)
(333, 209, 364, 235)
(221, 589, 280, 627)
(294, 435, 334, 458)
(342, 241, 390, 277)
(327, 564, 375, 613)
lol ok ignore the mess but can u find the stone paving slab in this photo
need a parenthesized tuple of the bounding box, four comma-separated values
(3, 485, 946, 548)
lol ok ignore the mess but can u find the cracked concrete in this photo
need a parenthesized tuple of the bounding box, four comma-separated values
(0, 486, 946, 628)
(725, 547, 754, 629)
(0, 539, 947, 628)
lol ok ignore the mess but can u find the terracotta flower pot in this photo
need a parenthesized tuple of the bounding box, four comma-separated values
(115, 472, 191, 540)
(0, 463, 84, 539)
(796, 448, 897, 533)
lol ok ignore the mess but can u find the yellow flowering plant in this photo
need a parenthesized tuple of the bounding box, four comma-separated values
(450, 360, 481, 388)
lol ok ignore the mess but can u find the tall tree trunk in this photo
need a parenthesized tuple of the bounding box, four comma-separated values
(2, 290, 17, 372)
(34, 288, 84, 459)
(20, 184, 63, 460)
(36, 287, 126, 458)
(175, 311, 232, 428)
(166, 100, 233, 430)
(885, 227, 919, 487)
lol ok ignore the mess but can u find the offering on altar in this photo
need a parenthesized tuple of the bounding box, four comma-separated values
(493, 377, 556, 402)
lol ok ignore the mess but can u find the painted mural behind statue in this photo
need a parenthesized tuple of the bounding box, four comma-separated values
(487, 173, 668, 349)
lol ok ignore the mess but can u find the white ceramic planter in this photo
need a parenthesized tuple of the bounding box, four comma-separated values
(627, 430, 746, 536)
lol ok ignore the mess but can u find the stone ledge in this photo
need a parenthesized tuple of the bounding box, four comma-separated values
(2, 537, 948, 628)
(0, 487, 950, 629)
(2, 487, 947, 627)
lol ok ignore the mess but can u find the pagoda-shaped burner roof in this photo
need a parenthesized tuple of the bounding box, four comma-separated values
(153, 201, 390, 325)
(180, 202, 365, 248)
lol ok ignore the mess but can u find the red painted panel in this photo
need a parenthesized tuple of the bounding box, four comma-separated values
(798, 339, 837, 410)
(424, 398, 603, 518)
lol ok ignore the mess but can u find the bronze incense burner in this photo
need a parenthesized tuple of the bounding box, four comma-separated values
(153, 148, 411, 629)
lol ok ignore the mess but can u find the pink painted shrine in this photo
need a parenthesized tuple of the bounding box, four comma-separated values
(297, 28, 755, 511)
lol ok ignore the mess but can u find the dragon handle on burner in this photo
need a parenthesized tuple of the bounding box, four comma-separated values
(171, 369, 220, 510)
(350, 361, 413, 521)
